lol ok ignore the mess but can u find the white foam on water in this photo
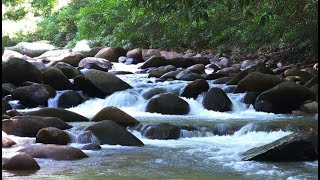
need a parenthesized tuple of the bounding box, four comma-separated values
(136, 130, 292, 173)
(47, 90, 67, 108)
(111, 62, 143, 73)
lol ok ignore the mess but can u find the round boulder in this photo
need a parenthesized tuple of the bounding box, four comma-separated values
(57, 90, 84, 108)
(91, 106, 140, 127)
(180, 79, 209, 99)
(84, 120, 144, 146)
(94, 47, 119, 62)
(2, 57, 42, 85)
(36, 127, 70, 145)
(146, 93, 190, 115)
(203, 87, 233, 112)
(142, 123, 181, 140)
(83, 69, 132, 96)
(126, 48, 142, 59)
(2, 154, 40, 171)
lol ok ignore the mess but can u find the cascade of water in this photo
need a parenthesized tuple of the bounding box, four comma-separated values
(65, 130, 100, 144)
(47, 91, 66, 108)
(233, 123, 258, 136)
(103, 89, 146, 109)
(227, 93, 248, 112)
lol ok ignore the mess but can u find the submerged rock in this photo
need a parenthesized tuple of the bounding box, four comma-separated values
(19, 145, 88, 160)
(142, 123, 181, 140)
(146, 93, 190, 115)
(241, 130, 318, 161)
(2, 154, 40, 171)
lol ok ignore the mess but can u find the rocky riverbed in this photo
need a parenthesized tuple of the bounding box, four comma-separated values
(2, 41, 318, 179)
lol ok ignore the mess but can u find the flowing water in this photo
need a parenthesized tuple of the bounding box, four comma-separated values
(2, 63, 318, 179)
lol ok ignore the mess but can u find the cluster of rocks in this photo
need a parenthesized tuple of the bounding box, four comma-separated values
(2, 106, 144, 171)
(2, 41, 318, 172)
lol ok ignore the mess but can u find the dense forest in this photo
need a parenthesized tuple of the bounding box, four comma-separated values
(2, 0, 318, 63)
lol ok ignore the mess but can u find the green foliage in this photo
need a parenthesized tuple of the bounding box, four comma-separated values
(2, 6, 28, 21)
(31, 0, 57, 16)
(4, 0, 318, 60)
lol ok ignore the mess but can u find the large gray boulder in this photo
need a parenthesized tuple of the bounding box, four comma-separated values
(203, 87, 233, 112)
(83, 69, 132, 96)
(84, 120, 144, 146)
(2, 57, 42, 85)
(146, 93, 190, 115)
(255, 81, 316, 113)
(2, 115, 72, 137)
(233, 72, 284, 93)
(11, 84, 56, 107)
(5, 42, 56, 57)
(241, 130, 318, 161)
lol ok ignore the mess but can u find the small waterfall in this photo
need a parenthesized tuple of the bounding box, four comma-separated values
(213, 123, 233, 135)
(103, 89, 146, 108)
(47, 91, 65, 107)
(65, 130, 100, 144)
(234, 123, 258, 136)
(227, 93, 247, 112)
